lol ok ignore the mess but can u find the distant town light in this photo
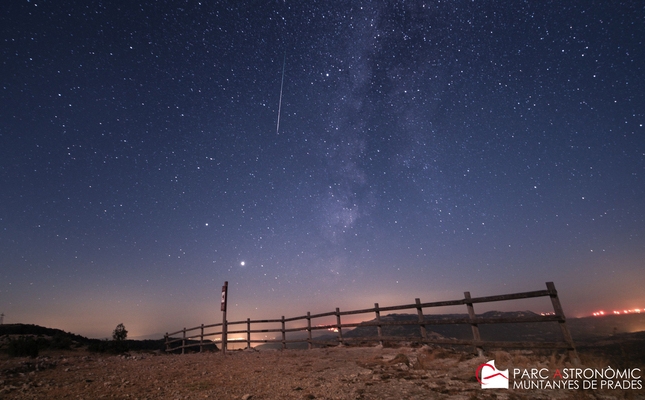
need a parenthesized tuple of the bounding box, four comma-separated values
(593, 308, 643, 316)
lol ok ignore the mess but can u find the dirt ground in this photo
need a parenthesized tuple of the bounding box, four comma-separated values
(1, 345, 643, 399)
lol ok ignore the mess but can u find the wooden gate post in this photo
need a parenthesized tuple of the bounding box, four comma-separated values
(306, 312, 312, 350)
(546, 282, 579, 365)
(182, 328, 186, 355)
(246, 318, 251, 349)
(374, 303, 383, 346)
(200, 324, 204, 353)
(281, 316, 286, 350)
(415, 298, 428, 341)
(221, 281, 228, 355)
(464, 292, 483, 356)
(336, 308, 344, 346)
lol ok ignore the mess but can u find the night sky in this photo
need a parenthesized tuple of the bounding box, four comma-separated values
(1, 1, 644, 339)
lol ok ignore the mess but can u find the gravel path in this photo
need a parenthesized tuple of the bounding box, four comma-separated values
(1, 346, 642, 399)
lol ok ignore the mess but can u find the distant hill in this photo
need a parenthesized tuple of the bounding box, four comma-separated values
(0, 324, 177, 354)
(255, 311, 559, 349)
(346, 311, 645, 343)
(567, 313, 645, 339)
(255, 311, 645, 350)
(343, 311, 566, 342)
(0, 324, 89, 343)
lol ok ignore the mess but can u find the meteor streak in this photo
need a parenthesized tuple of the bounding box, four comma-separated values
(276, 52, 286, 134)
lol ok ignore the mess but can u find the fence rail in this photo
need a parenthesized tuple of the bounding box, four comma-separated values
(164, 281, 578, 363)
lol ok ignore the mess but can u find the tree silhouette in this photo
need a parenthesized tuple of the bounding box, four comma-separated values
(112, 323, 128, 342)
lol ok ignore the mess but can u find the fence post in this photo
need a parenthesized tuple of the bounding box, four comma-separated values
(374, 303, 383, 346)
(415, 298, 428, 341)
(464, 292, 483, 356)
(336, 308, 344, 346)
(246, 318, 251, 349)
(182, 328, 186, 355)
(221, 281, 228, 356)
(546, 282, 579, 365)
(281, 316, 286, 350)
(200, 324, 204, 353)
(222, 320, 227, 355)
(307, 312, 312, 350)
(164, 333, 169, 352)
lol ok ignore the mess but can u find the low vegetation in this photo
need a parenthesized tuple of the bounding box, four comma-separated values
(0, 324, 167, 357)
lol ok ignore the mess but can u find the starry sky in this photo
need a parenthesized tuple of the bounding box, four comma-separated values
(1, 1, 644, 339)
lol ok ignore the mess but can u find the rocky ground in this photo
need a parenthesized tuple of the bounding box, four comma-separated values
(1, 345, 643, 399)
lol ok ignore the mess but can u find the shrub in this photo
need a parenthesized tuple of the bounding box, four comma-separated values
(87, 339, 110, 353)
(51, 333, 73, 350)
(89, 324, 130, 354)
(7, 336, 39, 358)
(112, 323, 129, 353)
(87, 339, 129, 354)
(113, 323, 128, 341)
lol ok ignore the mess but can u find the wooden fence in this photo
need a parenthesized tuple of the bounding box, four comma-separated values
(165, 281, 578, 363)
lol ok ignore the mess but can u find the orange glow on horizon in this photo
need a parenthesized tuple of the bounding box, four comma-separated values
(592, 308, 643, 316)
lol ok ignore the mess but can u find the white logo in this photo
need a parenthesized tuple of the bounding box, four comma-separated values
(476, 360, 509, 389)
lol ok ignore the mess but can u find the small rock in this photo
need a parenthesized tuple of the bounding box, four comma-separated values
(241, 394, 253, 400)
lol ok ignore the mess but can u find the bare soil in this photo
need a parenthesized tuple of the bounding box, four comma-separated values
(1, 345, 643, 399)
